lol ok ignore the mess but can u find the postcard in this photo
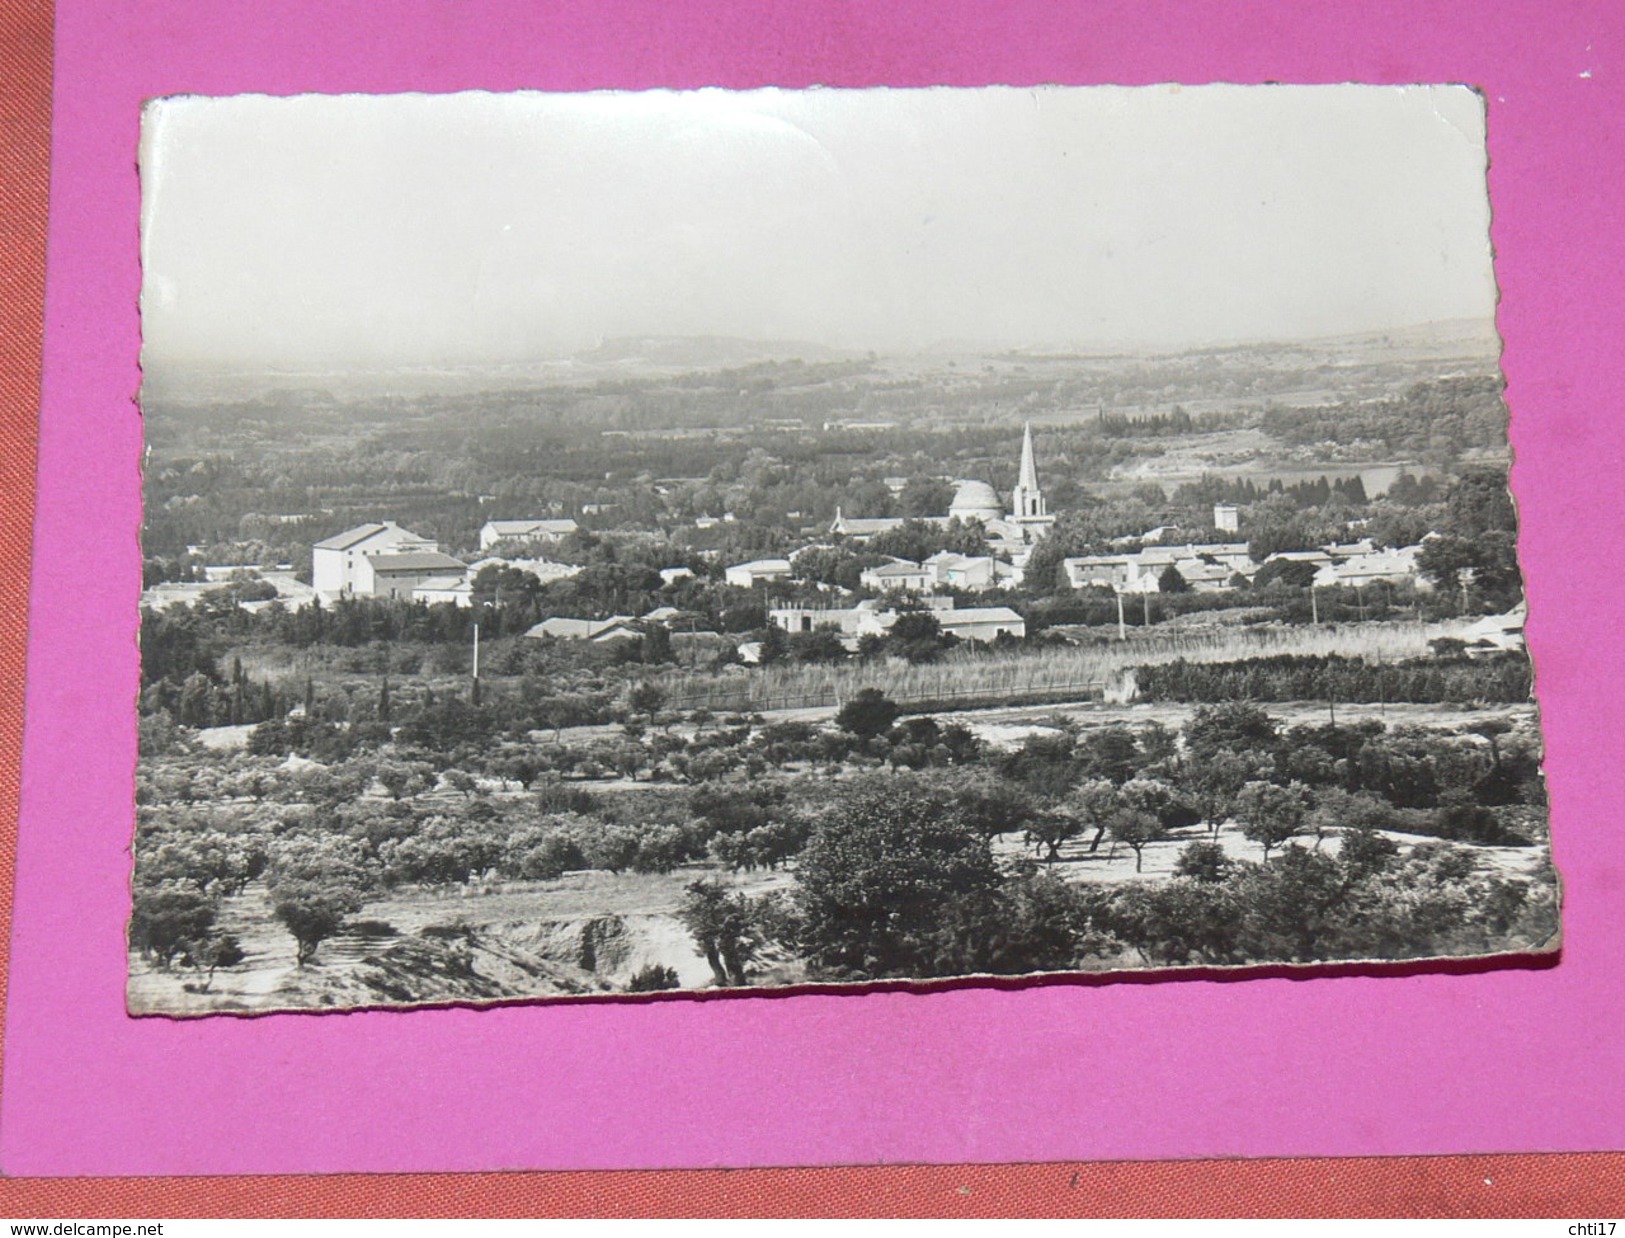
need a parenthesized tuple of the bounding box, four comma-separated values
(128, 84, 1556, 1015)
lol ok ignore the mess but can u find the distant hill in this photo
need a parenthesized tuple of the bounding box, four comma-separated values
(141, 318, 1498, 408)
(573, 335, 861, 369)
(1295, 317, 1500, 357)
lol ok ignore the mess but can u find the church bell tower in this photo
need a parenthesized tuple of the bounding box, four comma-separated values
(1011, 422, 1048, 522)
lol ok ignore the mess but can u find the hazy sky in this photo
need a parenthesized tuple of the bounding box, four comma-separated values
(140, 84, 1495, 371)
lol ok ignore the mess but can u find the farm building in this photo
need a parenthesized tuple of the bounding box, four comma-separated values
(936, 606, 1027, 643)
(312, 521, 438, 597)
(358, 551, 469, 601)
(478, 518, 580, 550)
(525, 616, 640, 643)
(412, 576, 474, 607)
(1313, 546, 1422, 588)
(724, 559, 793, 588)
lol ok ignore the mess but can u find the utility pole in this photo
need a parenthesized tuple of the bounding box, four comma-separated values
(1310, 585, 1319, 625)
(471, 621, 481, 706)
(1115, 590, 1127, 642)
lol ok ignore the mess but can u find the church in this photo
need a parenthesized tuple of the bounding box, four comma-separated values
(830, 423, 1055, 556)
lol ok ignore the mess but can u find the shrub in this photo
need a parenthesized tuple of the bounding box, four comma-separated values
(835, 688, 900, 740)
(626, 963, 681, 992)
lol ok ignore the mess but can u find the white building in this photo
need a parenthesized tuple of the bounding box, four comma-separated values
(724, 558, 793, 589)
(937, 606, 1027, 643)
(524, 615, 640, 642)
(860, 559, 937, 594)
(313, 521, 438, 598)
(478, 518, 580, 550)
(1462, 603, 1526, 654)
(1214, 503, 1240, 533)
(1312, 545, 1423, 589)
(1164, 558, 1238, 592)
(358, 551, 469, 601)
(770, 600, 888, 639)
(926, 551, 1017, 592)
(413, 576, 474, 607)
(769, 598, 1024, 647)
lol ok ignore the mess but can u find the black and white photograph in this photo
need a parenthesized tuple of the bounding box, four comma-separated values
(130, 85, 1557, 1015)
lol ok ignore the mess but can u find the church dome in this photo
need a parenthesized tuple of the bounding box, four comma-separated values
(949, 479, 1003, 523)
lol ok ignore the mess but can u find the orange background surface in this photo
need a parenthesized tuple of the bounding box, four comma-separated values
(1, 0, 1622, 1216)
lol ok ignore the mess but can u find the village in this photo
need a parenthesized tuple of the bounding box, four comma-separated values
(140, 423, 1470, 666)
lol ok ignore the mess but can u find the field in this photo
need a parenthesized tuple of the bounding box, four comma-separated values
(661, 619, 1460, 714)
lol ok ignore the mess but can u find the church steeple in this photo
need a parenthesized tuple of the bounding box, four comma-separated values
(1018, 422, 1040, 493)
(1012, 422, 1047, 522)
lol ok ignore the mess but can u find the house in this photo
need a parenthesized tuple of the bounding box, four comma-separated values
(524, 615, 640, 642)
(860, 559, 936, 594)
(477, 518, 580, 550)
(1312, 545, 1422, 589)
(412, 576, 474, 607)
(1167, 558, 1237, 592)
(659, 567, 694, 586)
(770, 601, 888, 639)
(770, 598, 1023, 648)
(936, 606, 1027, 643)
(926, 551, 1015, 592)
(1461, 604, 1527, 654)
(312, 521, 437, 597)
(358, 551, 470, 601)
(1063, 555, 1140, 591)
(724, 558, 793, 589)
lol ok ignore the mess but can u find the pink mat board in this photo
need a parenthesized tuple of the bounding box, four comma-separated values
(3, 0, 1623, 1176)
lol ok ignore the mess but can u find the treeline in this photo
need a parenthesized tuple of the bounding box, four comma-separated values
(1094, 407, 1195, 436)
(1172, 473, 1372, 508)
(1261, 376, 1508, 462)
(1134, 653, 1532, 706)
